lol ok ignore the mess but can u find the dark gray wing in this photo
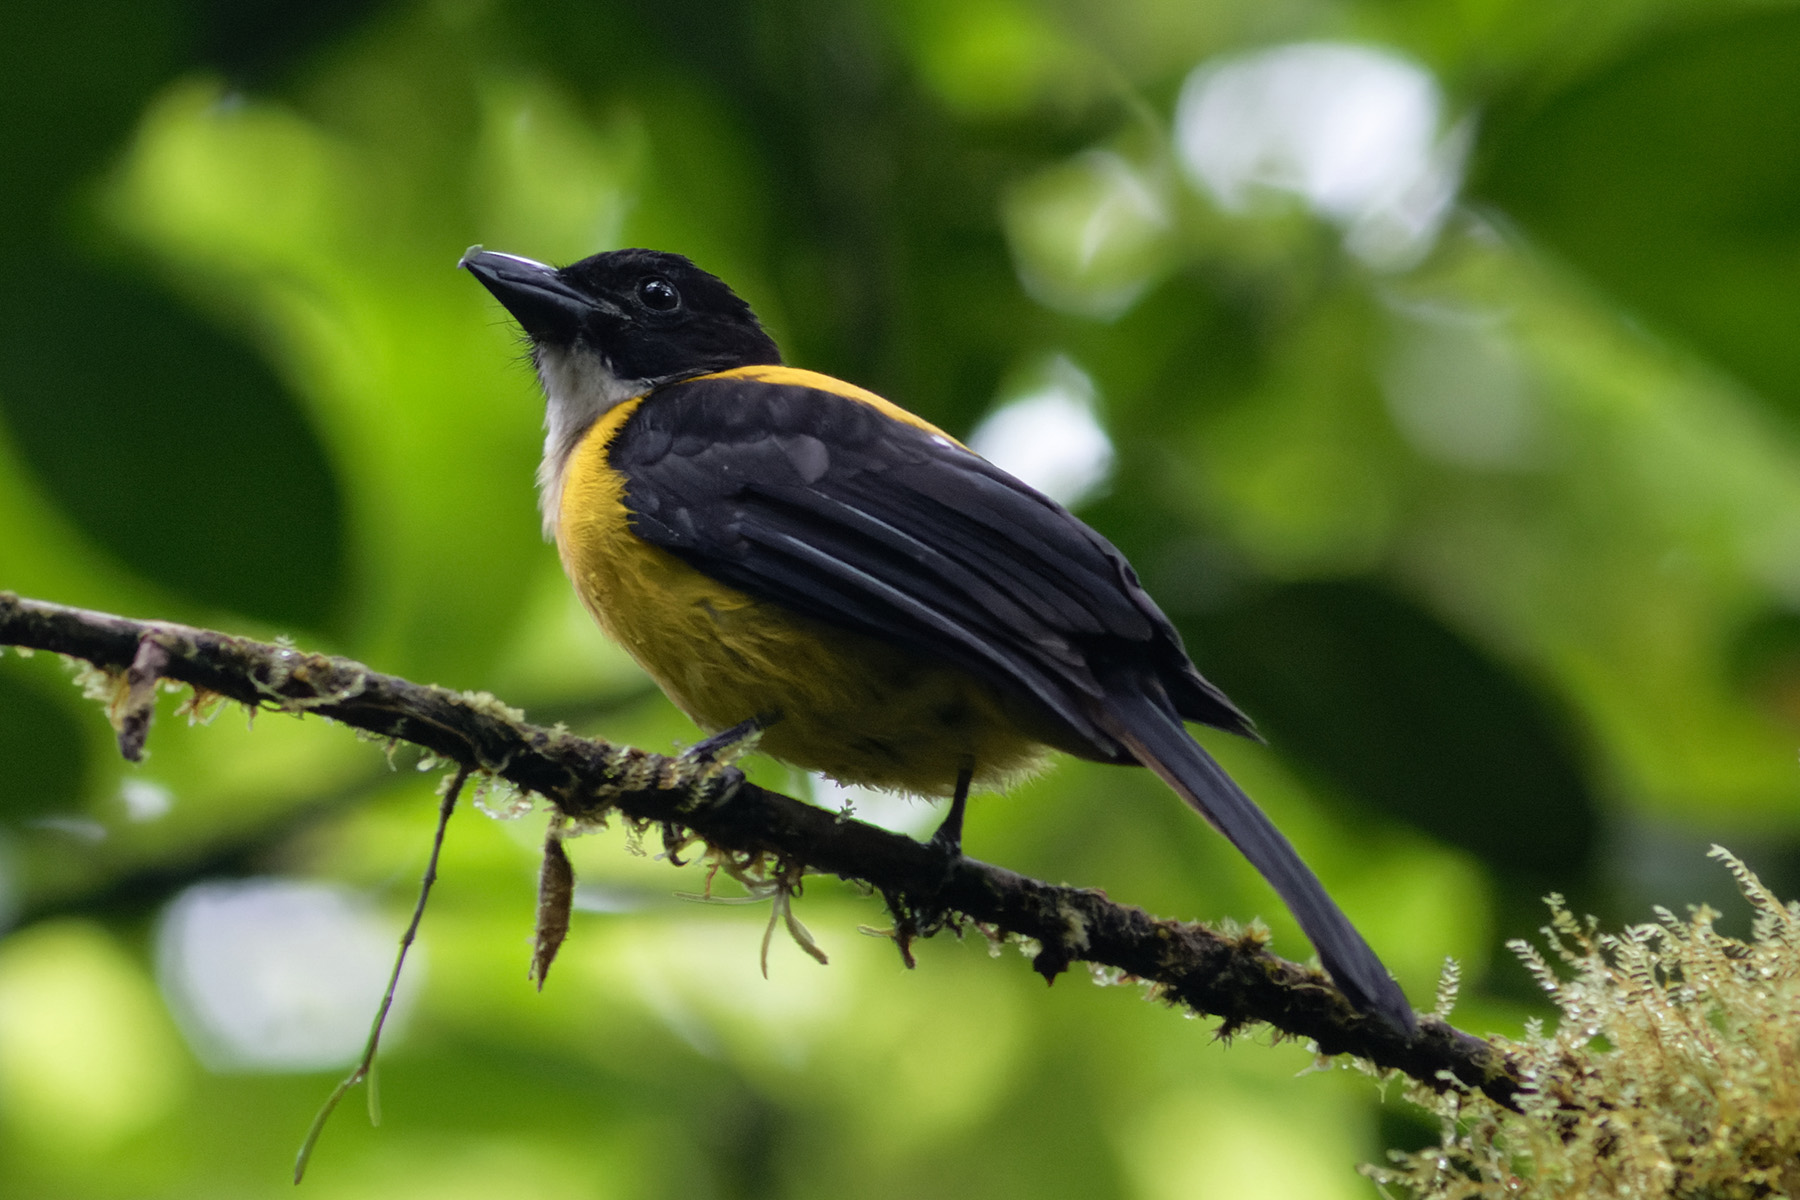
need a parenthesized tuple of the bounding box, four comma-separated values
(610, 372, 1251, 752)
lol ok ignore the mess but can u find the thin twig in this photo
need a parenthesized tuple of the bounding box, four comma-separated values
(118, 635, 170, 762)
(292, 762, 472, 1184)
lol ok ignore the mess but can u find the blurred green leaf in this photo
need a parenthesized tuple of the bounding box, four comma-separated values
(1475, 9, 1800, 415)
(1190, 579, 1596, 880)
(0, 259, 348, 632)
(0, 656, 89, 824)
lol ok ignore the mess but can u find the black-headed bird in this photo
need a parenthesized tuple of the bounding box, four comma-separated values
(461, 246, 1412, 1032)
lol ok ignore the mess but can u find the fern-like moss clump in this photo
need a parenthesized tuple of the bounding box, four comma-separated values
(1369, 847, 1800, 1199)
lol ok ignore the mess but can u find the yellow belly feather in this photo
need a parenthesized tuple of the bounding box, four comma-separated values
(554, 367, 1051, 796)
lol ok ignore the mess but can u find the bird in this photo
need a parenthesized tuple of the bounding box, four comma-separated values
(460, 244, 1413, 1033)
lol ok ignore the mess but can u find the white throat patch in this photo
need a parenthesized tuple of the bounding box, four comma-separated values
(534, 344, 653, 539)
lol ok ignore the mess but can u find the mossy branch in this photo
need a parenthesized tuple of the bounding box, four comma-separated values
(0, 591, 1521, 1104)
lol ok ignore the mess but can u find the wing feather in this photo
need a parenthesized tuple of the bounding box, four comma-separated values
(611, 373, 1240, 752)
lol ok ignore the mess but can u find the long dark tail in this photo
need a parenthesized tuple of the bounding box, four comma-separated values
(1093, 690, 1415, 1034)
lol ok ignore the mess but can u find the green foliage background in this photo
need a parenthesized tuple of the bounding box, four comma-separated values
(3, 0, 1799, 1195)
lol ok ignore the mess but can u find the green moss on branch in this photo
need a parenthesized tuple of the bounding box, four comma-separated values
(0, 590, 1516, 1103)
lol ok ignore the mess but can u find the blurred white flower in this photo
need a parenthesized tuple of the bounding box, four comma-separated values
(970, 356, 1114, 508)
(120, 779, 173, 822)
(1176, 42, 1466, 269)
(157, 878, 419, 1072)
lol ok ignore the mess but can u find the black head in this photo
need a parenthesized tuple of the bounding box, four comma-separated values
(460, 246, 782, 382)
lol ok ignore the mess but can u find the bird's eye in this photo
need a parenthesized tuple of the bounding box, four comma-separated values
(637, 277, 680, 311)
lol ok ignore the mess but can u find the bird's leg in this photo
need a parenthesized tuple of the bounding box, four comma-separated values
(682, 710, 781, 767)
(927, 760, 974, 863)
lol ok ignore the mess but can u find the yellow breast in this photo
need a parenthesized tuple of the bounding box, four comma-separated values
(552, 369, 1050, 796)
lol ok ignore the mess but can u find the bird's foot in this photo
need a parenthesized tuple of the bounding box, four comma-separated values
(681, 710, 780, 768)
(925, 762, 974, 884)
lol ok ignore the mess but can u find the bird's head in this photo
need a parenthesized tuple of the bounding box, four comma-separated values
(460, 246, 781, 386)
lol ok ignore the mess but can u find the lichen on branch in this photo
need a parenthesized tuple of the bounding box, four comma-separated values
(0, 590, 1517, 1103)
(1368, 848, 1800, 1198)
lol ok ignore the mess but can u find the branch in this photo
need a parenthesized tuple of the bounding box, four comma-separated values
(0, 592, 1523, 1105)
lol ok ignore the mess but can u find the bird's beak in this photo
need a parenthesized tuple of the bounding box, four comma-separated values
(460, 247, 614, 342)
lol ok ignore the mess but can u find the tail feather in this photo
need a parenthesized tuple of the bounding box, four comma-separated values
(1095, 690, 1415, 1034)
